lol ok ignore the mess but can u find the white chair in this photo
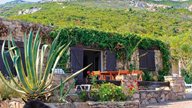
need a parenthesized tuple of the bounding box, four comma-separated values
(185, 82, 192, 89)
(75, 84, 91, 92)
(53, 68, 65, 75)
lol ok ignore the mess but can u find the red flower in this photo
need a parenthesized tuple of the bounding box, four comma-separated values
(87, 71, 91, 75)
(130, 84, 134, 88)
(129, 86, 133, 91)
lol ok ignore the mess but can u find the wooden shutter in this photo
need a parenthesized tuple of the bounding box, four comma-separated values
(70, 47, 84, 81)
(0, 47, 16, 76)
(106, 50, 117, 71)
(139, 49, 148, 70)
(0, 41, 26, 76)
(139, 49, 155, 71)
(147, 50, 155, 71)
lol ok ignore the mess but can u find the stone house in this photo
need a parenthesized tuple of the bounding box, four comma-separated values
(0, 18, 164, 82)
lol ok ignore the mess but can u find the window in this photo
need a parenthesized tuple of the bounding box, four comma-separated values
(139, 49, 155, 71)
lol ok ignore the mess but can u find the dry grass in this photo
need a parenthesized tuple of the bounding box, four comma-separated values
(0, 78, 22, 100)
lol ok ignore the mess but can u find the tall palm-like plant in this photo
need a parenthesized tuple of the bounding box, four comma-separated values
(0, 30, 90, 100)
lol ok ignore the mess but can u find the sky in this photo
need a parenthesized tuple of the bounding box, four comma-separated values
(0, 0, 40, 4)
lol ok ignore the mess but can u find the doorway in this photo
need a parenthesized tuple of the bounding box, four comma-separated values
(83, 50, 101, 79)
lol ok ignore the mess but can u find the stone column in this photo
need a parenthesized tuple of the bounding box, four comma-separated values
(120, 75, 139, 100)
(164, 76, 185, 100)
(154, 50, 163, 73)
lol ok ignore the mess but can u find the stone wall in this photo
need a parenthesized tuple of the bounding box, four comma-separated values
(0, 18, 52, 43)
(171, 59, 179, 75)
(130, 49, 140, 70)
(1, 100, 140, 108)
(139, 90, 171, 105)
(154, 50, 163, 72)
(120, 75, 139, 97)
(164, 76, 185, 100)
(120, 75, 186, 105)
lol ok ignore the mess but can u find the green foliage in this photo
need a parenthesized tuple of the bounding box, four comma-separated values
(0, 80, 22, 100)
(142, 70, 166, 81)
(6, 2, 192, 38)
(168, 35, 192, 73)
(78, 83, 126, 102)
(59, 79, 75, 103)
(181, 69, 192, 84)
(96, 83, 127, 101)
(0, 30, 90, 100)
(142, 70, 154, 81)
(51, 27, 171, 80)
(79, 91, 89, 102)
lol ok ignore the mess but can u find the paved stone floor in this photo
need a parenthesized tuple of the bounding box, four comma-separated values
(143, 99, 192, 108)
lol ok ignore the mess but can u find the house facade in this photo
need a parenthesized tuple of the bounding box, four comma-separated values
(69, 45, 163, 82)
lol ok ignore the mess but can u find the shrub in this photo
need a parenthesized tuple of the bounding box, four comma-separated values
(79, 83, 127, 102)
(142, 70, 154, 81)
(79, 91, 89, 102)
(0, 79, 22, 100)
(181, 69, 192, 84)
(96, 83, 127, 101)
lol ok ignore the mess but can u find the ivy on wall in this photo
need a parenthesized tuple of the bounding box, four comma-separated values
(51, 27, 171, 81)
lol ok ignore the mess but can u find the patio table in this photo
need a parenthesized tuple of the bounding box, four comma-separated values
(100, 71, 117, 80)
(100, 71, 130, 80)
(99, 70, 142, 81)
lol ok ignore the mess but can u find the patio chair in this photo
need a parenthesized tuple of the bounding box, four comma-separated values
(185, 82, 192, 89)
(75, 84, 91, 92)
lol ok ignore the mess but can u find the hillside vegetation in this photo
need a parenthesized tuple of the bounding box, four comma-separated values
(4, 3, 192, 37)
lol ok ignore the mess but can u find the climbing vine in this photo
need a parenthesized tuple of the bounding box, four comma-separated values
(51, 27, 171, 81)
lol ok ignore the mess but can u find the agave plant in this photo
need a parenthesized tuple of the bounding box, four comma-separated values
(0, 30, 90, 100)
(59, 79, 75, 103)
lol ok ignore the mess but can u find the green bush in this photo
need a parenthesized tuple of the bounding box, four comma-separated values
(79, 83, 127, 102)
(181, 69, 192, 84)
(142, 70, 167, 81)
(0, 80, 22, 100)
(142, 70, 155, 81)
(96, 83, 127, 101)
(79, 91, 89, 102)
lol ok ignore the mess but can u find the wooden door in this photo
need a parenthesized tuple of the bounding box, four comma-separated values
(70, 47, 84, 83)
(106, 50, 117, 71)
